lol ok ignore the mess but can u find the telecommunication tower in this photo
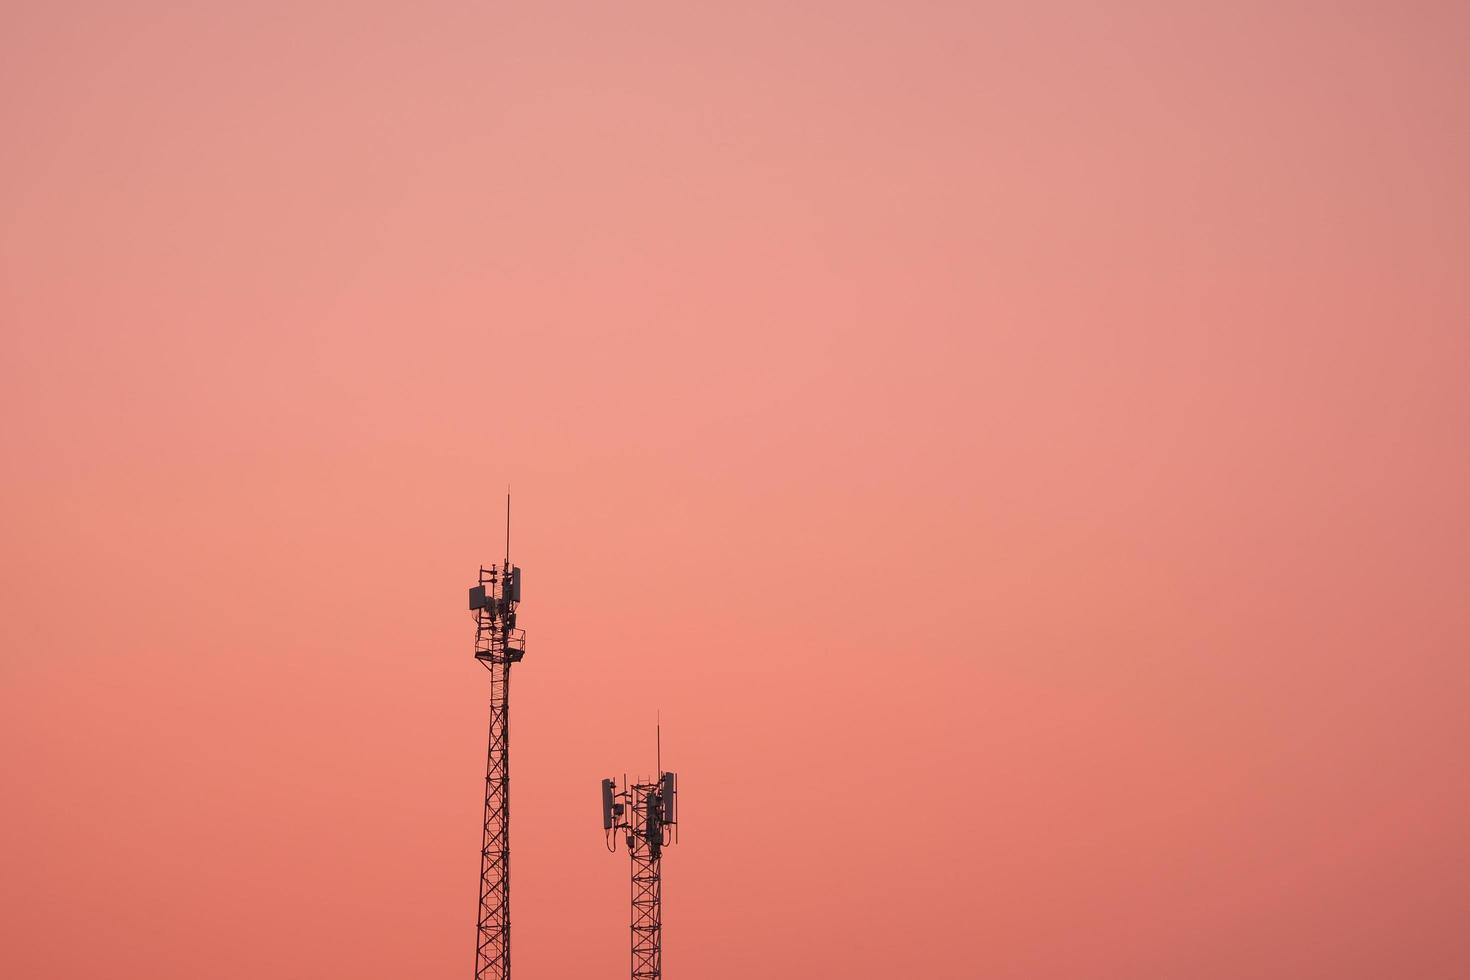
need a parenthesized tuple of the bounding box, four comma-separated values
(468, 498, 525, 980)
(601, 760, 679, 980)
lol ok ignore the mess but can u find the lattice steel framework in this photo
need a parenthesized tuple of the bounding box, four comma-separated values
(603, 771, 678, 980)
(471, 556, 524, 980)
(629, 780, 664, 979)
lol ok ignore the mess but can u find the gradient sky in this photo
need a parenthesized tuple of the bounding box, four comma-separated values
(2, 2, 1468, 978)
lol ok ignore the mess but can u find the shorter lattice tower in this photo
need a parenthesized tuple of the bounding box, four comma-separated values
(601, 761, 679, 980)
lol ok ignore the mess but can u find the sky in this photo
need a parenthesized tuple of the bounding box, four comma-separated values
(2, 2, 1468, 977)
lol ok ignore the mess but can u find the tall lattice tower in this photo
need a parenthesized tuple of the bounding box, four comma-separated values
(602, 766, 679, 980)
(468, 503, 525, 980)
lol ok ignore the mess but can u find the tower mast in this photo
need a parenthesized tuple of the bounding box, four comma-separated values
(602, 750, 679, 979)
(469, 496, 525, 980)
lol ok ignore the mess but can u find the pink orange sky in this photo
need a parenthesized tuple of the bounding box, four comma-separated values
(2, 2, 1468, 977)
